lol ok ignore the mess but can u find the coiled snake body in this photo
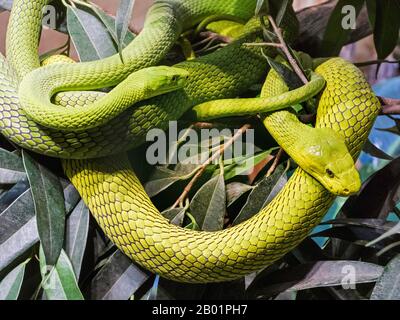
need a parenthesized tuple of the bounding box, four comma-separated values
(1, 0, 381, 283)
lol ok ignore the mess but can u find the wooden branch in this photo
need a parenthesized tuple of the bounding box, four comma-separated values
(295, 0, 372, 56)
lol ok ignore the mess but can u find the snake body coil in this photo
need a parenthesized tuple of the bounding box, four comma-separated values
(1, 0, 381, 283)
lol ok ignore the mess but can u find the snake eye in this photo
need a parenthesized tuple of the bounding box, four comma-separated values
(326, 168, 335, 178)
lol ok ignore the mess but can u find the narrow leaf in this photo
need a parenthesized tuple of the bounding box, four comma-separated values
(65, 200, 89, 279)
(190, 173, 226, 231)
(39, 247, 84, 300)
(248, 261, 383, 298)
(67, 6, 117, 62)
(371, 255, 400, 300)
(234, 164, 287, 225)
(320, 0, 365, 56)
(22, 150, 65, 267)
(115, 0, 135, 60)
(90, 250, 149, 300)
(0, 258, 30, 300)
(363, 139, 394, 160)
(0, 148, 26, 184)
(371, 0, 400, 59)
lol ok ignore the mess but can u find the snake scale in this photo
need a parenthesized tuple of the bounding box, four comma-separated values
(0, 0, 381, 283)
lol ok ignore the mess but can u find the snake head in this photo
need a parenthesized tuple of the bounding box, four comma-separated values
(137, 66, 189, 97)
(302, 128, 361, 196)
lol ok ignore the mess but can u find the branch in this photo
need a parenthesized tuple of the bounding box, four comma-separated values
(171, 124, 251, 208)
(267, 15, 309, 84)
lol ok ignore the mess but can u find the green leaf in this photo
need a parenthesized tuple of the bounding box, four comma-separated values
(190, 172, 226, 231)
(363, 139, 394, 160)
(65, 200, 89, 279)
(320, 0, 365, 56)
(223, 150, 274, 181)
(0, 183, 80, 273)
(369, 0, 400, 59)
(67, 6, 117, 62)
(275, 0, 291, 27)
(115, 0, 135, 60)
(255, 0, 269, 16)
(371, 255, 400, 300)
(39, 247, 84, 300)
(92, 5, 135, 47)
(22, 150, 65, 267)
(367, 221, 400, 247)
(248, 261, 383, 298)
(0, 148, 26, 184)
(226, 182, 253, 207)
(233, 164, 288, 225)
(161, 207, 186, 226)
(0, 190, 37, 273)
(267, 57, 303, 90)
(0, 258, 30, 300)
(145, 166, 197, 198)
(90, 250, 149, 300)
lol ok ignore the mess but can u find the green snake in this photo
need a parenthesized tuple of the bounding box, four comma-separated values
(1, 0, 381, 283)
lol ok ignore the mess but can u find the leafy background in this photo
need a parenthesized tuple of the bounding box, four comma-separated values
(0, 0, 399, 300)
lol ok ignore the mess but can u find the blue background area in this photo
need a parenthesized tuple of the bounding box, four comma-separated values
(314, 76, 400, 246)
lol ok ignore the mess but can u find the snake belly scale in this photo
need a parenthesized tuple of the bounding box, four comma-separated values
(2, 0, 381, 283)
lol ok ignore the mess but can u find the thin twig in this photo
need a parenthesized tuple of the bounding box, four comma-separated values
(199, 31, 233, 44)
(171, 124, 251, 208)
(266, 148, 285, 177)
(267, 15, 309, 85)
(244, 42, 283, 48)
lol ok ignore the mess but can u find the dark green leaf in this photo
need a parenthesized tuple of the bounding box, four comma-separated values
(341, 156, 400, 219)
(320, 0, 365, 56)
(255, 0, 269, 16)
(190, 173, 226, 231)
(377, 125, 400, 136)
(275, 0, 291, 27)
(0, 258, 29, 300)
(145, 166, 197, 198)
(370, 0, 400, 59)
(367, 222, 400, 247)
(223, 150, 274, 181)
(115, 0, 135, 59)
(65, 200, 89, 279)
(267, 57, 303, 90)
(247, 261, 383, 298)
(22, 150, 65, 267)
(161, 207, 186, 226)
(67, 6, 117, 62)
(0, 148, 26, 184)
(233, 164, 288, 225)
(226, 182, 253, 207)
(371, 254, 400, 300)
(92, 5, 135, 47)
(0, 190, 37, 272)
(39, 247, 84, 300)
(363, 139, 394, 160)
(90, 250, 149, 300)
